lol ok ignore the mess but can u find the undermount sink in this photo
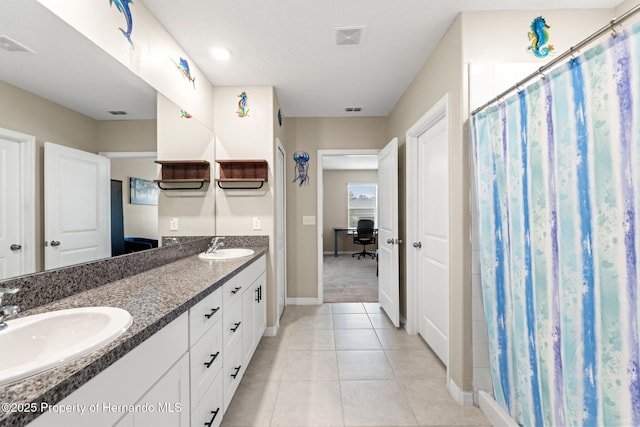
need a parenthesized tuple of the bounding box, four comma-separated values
(0, 307, 132, 386)
(199, 248, 255, 260)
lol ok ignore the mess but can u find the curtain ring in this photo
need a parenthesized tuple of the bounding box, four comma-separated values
(610, 20, 618, 38)
(537, 67, 546, 80)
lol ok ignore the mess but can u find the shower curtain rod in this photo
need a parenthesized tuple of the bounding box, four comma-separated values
(471, 3, 640, 116)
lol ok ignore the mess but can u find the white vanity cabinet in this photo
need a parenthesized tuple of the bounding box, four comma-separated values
(222, 256, 267, 411)
(30, 313, 190, 427)
(188, 286, 225, 427)
(242, 272, 266, 366)
(27, 255, 266, 427)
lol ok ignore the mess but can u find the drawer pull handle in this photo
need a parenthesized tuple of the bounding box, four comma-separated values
(231, 286, 242, 294)
(204, 307, 220, 319)
(230, 365, 242, 379)
(230, 321, 241, 332)
(204, 408, 220, 427)
(204, 351, 220, 368)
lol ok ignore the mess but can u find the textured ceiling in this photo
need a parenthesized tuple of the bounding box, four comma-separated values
(143, 0, 624, 117)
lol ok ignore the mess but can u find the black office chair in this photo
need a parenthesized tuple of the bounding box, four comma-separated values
(352, 219, 376, 259)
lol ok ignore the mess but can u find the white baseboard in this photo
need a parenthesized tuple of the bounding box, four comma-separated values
(448, 378, 475, 406)
(264, 323, 279, 337)
(478, 390, 519, 427)
(287, 297, 321, 305)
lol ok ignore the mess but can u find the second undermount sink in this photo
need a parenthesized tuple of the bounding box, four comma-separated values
(0, 307, 132, 386)
(199, 248, 255, 260)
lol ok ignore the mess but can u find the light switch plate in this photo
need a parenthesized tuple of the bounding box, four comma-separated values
(169, 218, 178, 231)
(253, 217, 262, 230)
(303, 216, 316, 225)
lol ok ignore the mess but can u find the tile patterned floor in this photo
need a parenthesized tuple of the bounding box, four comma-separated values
(221, 303, 491, 427)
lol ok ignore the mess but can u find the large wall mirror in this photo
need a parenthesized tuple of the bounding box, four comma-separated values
(0, 0, 164, 280)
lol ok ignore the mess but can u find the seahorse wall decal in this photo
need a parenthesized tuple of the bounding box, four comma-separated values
(237, 91, 249, 117)
(109, 0, 134, 47)
(528, 16, 554, 58)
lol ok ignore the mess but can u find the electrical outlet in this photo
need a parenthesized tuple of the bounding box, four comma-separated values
(303, 216, 316, 225)
(253, 217, 262, 230)
(169, 218, 179, 231)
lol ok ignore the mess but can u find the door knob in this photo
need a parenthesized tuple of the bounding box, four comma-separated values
(10, 244, 22, 251)
(50, 241, 61, 247)
(386, 238, 394, 244)
(413, 242, 422, 248)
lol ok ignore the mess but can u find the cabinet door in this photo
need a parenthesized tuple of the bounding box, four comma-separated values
(254, 273, 267, 347)
(242, 282, 256, 366)
(132, 354, 189, 427)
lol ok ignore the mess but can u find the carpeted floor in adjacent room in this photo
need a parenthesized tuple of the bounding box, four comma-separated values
(323, 254, 378, 303)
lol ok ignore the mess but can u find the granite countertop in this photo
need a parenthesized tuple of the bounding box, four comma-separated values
(0, 248, 267, 427)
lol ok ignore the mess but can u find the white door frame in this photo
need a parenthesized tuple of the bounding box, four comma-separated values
(317, 149, 380, 303)
(0, 127, 36, 275)
(405, 94, 448, 336)
(276, 139, 287, 323)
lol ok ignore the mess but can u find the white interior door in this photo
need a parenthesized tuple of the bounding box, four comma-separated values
(45, 142, 111, 270)
(276, 141, 286, 319)
(0, 138, 22, 279)
(377, 137, 400, 327)
(417, 118, 449, 365)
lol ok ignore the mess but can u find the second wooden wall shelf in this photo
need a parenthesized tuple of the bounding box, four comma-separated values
(216, 160, 268, 190)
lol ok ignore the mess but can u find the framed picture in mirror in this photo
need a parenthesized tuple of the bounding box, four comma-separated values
(130, 177, 159, 206)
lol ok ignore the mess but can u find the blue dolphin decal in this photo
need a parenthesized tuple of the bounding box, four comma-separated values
(109, 0, 133, 46)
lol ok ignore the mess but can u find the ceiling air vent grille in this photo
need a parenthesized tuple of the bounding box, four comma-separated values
(335, 26, 365, 46)
(344, 107, 362, 112)
(0, 35, 34, 53)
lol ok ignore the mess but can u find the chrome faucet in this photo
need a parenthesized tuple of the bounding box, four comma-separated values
(206, 236, 225, 254)
(0, 288, 20, 331)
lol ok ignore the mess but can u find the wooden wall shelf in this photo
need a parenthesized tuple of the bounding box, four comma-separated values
(216, 160, 268, 189)
(154, 160, 210, 190)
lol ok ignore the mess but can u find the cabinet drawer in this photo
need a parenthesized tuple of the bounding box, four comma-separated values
(190, 319, 223, 412)
(223, 342, 244, 411)
(222, 299, 243, 352)
(190, 287, 223, 344)
(222, 256, 266, 307)
(191, 372, 223, 427)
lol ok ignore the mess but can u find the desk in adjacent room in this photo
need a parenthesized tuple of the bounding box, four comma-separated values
(332, 227, 377, 257)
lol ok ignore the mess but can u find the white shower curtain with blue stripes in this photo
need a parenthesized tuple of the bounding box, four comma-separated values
(471, 24, 640, 427)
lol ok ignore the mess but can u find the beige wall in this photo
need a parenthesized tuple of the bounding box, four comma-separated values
(96, 120, 157, 153)
(616, 0, 640, 15)
(110, 158, 159, 239)
(157, 92, 216, 239)
(322, 170, 378, 253)
(386, 15, 468, 391)
(37, 0, 214, 129)
(462, 10, 613, 64)
(214, 86, 278, 326)
(1, 81, 98, 271)
(283, 117, 387, 299)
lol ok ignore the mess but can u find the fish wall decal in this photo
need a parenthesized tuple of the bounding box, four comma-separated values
(528, 16, 554, 58)
(173, 57, 196, 88)
(109, 0, 133, 46)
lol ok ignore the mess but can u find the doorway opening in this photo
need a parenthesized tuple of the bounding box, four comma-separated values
(317, 149, 379, 303)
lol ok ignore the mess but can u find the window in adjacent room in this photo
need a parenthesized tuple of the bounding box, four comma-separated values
(347, 183, 377, 227)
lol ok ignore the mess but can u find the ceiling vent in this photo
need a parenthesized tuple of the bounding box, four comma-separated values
(335, 26, 365, 46)
(344, 107, 362, 112)
(108, 110, 128, 116)
(0, 35, 34, 53)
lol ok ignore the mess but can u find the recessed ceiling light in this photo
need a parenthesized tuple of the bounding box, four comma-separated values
(211, 47, 231, 61)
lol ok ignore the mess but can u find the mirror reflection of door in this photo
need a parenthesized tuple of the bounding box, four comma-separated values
(0, 128, 35, 280)
(44, 142, 111, 270)
(111, 180, 125, 256)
